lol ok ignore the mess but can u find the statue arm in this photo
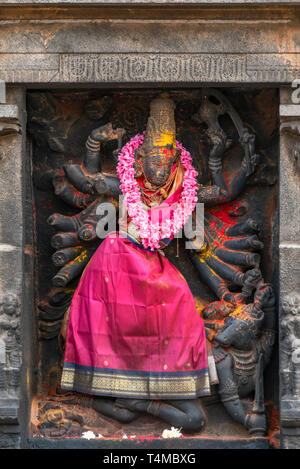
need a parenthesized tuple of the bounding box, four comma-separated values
(63, 123, 124, 198)
(48, 123, 125, 287)
(193, 92, 260, 206)
(201, 129, 260, 206)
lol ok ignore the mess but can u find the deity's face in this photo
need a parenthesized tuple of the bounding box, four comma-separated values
(0, 294, 18, 316)
(138, 145, 178, 188)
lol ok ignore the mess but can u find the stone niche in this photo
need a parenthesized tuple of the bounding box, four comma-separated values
(26, 86, 279, 448)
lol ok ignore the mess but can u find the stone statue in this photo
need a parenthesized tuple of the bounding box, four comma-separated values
(38, 90, 275, 436)
(280, 293, 300, 399)
(0, 294, 20, 396)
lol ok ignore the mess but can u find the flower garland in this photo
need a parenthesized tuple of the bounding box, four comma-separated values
(117, 133, 198, 250)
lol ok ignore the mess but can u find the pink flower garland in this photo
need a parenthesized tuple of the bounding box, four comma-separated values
(117, 133, 198, 250)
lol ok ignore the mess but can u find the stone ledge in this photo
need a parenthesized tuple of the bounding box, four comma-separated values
(0, 0, 299, 4)
(0, 397, 19, 425)
(281, 401, 300, 428)
(28, 436, 271, 449)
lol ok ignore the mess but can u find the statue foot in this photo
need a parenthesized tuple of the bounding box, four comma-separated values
(117, 398, 206, 432)
(245, 412, 267, 436)
(115, 398, 150, 413)
(92, 397, 140, 424)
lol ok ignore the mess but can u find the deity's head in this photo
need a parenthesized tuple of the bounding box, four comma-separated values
(281, 293, 300, 316)
(0, 294, 18, 316)
(134, 93, 180, 188)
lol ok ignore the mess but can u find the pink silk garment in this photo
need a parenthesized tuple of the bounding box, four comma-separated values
(61, 188, 210, 399)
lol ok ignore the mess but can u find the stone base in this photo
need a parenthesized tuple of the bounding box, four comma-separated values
(0, 396, 19, 424)
(28, 436, 270, 450)
(281, 400, 300, 428)
(0, 425, 21, 449)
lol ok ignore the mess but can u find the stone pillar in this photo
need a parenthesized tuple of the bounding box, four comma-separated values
(279, 87, 300, 449)
(0, 85, 29, 448)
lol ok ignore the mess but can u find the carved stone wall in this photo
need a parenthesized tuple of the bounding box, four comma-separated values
(0, 86, 28, 448)
(25, 88, 278, 444)
(1, 4, 300, 85)
(279, 88, 300, 448)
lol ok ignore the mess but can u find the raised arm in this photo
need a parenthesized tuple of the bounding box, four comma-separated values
(201, 127, 260, 206)
(63, 122, 124, 198)
(193, 90, 260, 206)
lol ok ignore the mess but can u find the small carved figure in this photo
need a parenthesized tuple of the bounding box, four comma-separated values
(0, 338, 6, 391)
(0, 293, 21, 394)
(0, 294, 19, 316)
(280, 293, 300, 399)
(202, 282, 275, 435)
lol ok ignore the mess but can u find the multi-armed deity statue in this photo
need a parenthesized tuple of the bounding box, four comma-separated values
(32, 90, 276, 437)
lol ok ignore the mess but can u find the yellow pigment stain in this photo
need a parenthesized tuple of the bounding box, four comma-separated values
(154, 132, 176, 148)
(77, 250, 87, 263)
(26, 368, 30, 391)
(199, 245, 212, 260)
(193, 296, 207, 317)
(229, 306, 252, 321)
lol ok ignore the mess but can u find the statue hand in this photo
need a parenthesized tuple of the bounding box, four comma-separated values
(241, 153, 261, 176)
(94, 173, 108, 195)
(240, 128, 255, 152)
(222, 292, 238, 306)
(254, 283, 275, 308)
(207, 129, 232, 175)
(90, 123, 126, 143)
(209, 131, 228, 160)
(240, 129, 260, 176)
(63, 164, 96, 194)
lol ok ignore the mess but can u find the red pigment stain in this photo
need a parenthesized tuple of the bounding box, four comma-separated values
(266, 403, 280, 448)
(209, 201, 243, 226)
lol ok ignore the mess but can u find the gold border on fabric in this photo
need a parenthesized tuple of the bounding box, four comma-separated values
(61, 365, 211, 399)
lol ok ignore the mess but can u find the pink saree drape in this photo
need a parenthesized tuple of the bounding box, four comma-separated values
(61, 184, 210, 399)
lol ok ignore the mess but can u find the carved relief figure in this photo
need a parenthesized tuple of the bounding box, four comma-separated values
(28, 89, 277, 437)
(0, 294, 20, 395)
(60, 94, 211, 431)
(280, 293, 300, 399)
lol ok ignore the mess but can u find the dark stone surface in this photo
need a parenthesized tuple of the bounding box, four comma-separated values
(24, 87, 279, 446)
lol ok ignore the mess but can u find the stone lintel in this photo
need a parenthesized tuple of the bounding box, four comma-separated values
(1, 53, 300, 85)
